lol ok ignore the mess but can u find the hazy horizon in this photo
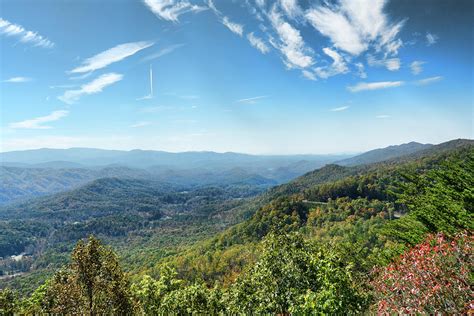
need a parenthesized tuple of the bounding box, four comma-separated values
(1, 138, 460, 156)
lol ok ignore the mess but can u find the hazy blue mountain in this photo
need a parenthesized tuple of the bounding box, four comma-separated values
(335, 141, 433, 166)
(0, 166, 151, 205)
(0, 149, 350, 205)
(0, 165, 278, 205)
(0, 147, 350, 169)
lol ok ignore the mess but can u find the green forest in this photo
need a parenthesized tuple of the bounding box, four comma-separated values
(1, 140, 473, 314)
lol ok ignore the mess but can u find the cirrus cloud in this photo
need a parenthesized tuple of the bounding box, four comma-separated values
(9, 110, 68, 129)
(348, 80, 404, 92)
(143, 0, 207, 22)
(3, 76, 32, 83)
(0, 18, 54, 49)
(70, 41, 154, 74)
(58, 73, 123, 104)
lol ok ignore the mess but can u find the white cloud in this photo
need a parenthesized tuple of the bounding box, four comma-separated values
(426, 32, 438, 46)
(130, 121, 151, 128)
(376, 114, 390, 119)
(58, 73, 123, 104)
(367, 55, 400, 71)
(143, 0, 207, 22)
(247, 32, 270, 54)
(208, 1, 244, 37)
(255, 0, 266, 8)
(0, 18, 54, 48)
(330, 106, 349, 112)
(269, 8, 313, 69)
(410, 60, 424, 75)
(348, 80, 404, 92)
(71, 41, 154, 74)
(279, 0, 301, 19)
(142, 43, 184, 61)
(3, 76, 32, 83)
(222, 16, 244, 36)
(306, 6, 365, 56)
(313, 47, 349, 78)
(355, 62, 367, 78)
(302, 70, 317, 81)
(415, 76, 443, 86)
(306, 0, 405, 56)
(9, 110, 68, 129)
(236, 95, 268, 104)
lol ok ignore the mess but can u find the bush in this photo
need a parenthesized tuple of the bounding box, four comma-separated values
(371, 232, 473, 314)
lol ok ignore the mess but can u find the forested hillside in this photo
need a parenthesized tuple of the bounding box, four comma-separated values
(1, 139, 472, 314)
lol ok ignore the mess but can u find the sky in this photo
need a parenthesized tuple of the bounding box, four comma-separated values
(0, 0, 472, 154)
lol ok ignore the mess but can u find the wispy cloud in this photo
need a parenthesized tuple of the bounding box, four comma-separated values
(208, 0, 244, 37)
(130, 121, 151, 128)
(136, 95, 153, 101)
(70, 41, 154, 74)
(247, 32, 270, 54)
(415, 76, 443, 86)
(376, 114, 391, 119)
(312, 47, 349, 79)
(222, 16, 244, 36)
(279, 0, 302, 19)
(0, 18, 54, 48)
(236, 95, 268, 104)
(302, 70, 317, 81)
(9, 110, 68, 129)
(410, 60, 425, 75)
(305, 0, 405, 56)
(143, 0, 207, 22)
(426, 32, 438, 46)
(49, 84, 77, 89)
(3, 76, 32, 83)
(142, 43, 184, 62)
(367, 55, 401, 71)
(58, 73, 123, 104)
(269, 7, 313, 69)
(348, 81, 404, 92)
(330, 105, 349, 112)
(355, 62, 367, 79)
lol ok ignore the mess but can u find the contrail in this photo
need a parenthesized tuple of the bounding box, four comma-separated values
(136, 65, 154, 100)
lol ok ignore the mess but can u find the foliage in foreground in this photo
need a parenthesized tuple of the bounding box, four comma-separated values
(372, 232, 473, 314)
(2, 233, 367, 314)
(21, 236, 134, 315)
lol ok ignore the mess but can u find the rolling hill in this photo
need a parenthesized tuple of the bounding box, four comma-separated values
(336, 141, 433, 166)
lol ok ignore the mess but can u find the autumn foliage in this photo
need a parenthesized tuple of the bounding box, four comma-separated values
(372, 232, 473, 314)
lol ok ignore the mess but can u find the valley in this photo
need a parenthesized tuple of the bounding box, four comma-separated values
(0, 139, 472, 314)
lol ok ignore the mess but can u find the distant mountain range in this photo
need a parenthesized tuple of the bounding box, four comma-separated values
(0, 148, 347, 170)
(336, 141, 433, 166)
(1, 140, 471, 205)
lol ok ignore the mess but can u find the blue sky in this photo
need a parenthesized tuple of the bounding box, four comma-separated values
(0, 0, 472, 154)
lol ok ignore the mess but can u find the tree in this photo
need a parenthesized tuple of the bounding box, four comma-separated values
(40, 236, 134, 314)
(0, 288, 19, 316)
(385, 152, 474, 245)
(132, 264, 224, 314)
(226, 231, 367, 314)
